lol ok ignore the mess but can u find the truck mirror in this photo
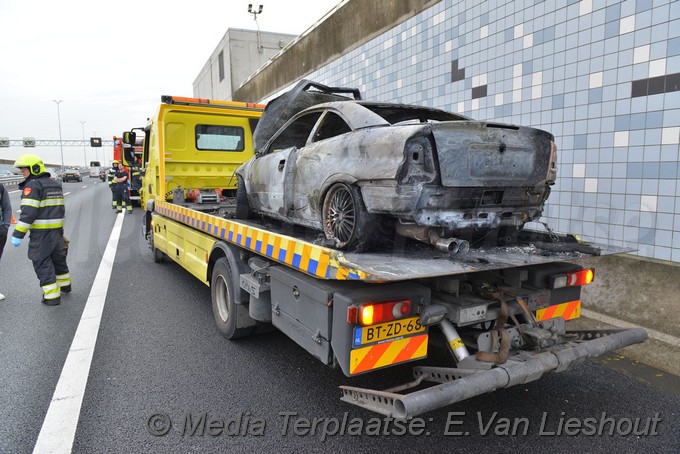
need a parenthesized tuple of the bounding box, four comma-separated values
(123, 131, 136, 145)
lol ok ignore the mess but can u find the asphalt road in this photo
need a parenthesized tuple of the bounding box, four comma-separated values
(0, 180, 678, 453)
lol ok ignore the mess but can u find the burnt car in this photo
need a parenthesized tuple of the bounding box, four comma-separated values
(236, 80, 557, 252)
(62, 168, 82, 183)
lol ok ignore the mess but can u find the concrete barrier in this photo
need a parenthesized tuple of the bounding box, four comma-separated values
(574, 254, 680, 376)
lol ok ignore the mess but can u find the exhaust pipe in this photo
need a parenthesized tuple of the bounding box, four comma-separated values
(396, 222, 469, 255)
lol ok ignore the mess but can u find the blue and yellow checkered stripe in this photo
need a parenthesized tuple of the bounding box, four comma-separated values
(155, 201, 370, 281)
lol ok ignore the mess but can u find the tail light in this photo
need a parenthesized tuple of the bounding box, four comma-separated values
(549, 268, 594, 289)
(347, 300, 412, 326)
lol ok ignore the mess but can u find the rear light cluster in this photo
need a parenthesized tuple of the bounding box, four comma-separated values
(549, 268, 594, 289)
(347, 300, 412, 326)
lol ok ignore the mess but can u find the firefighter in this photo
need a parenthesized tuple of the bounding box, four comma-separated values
(107, 161, 118, 209)
(11, 153, 71, 306)
(113, 161, 131, 214)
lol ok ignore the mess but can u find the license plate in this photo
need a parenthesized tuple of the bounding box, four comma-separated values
(353, 316, 425, 347)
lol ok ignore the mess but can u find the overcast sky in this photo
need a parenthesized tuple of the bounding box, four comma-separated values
(0, 0, 341, 167)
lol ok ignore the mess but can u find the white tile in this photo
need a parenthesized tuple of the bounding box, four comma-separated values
(495, 93, 504, 106)
(481, 25, 488, 39)
(662, 127, 679, 145)
(513, 64, 523, 78)
(589, 71, 603, 88)
(412, 55, 418, 65)
(614, 131, 629, 147)
(472, 98, 479, 111)
(641, 195, 657, 212)
(513, 89, 522, 103)
(620, 15, 635, 35)
(514, 23, 524, 39)
(433, 11, 446, 26)
(513, 76, 522, 90)
(573, 163, 586, 178)
(580, 0, 593, 15)
(633, 45, 650, 64)
(532, 85, 542, 99)
(649, 59, 666, 78)
(445, 40, 453, 53)
(585, 178, 599, 193)
(523, 34, 534, 49)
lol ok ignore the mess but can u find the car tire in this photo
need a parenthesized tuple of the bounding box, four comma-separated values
(211, 257, 252, 339)
(322, 183, 376, 251)
(235, 175, 251, 220)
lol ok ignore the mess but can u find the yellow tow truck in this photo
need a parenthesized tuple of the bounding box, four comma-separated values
(126, 93, 646, 419)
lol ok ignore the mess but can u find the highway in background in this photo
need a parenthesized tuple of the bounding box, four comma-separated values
(0, 181, 678, 453)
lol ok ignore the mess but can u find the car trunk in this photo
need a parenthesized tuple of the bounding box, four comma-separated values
(431, 121, 554, 188)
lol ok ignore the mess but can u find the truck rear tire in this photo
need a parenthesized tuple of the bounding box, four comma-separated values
(211, 257, 252, 339)
(149, 228, 163, 263)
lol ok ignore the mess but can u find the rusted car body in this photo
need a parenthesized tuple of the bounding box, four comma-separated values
(236, 81, 557, 252)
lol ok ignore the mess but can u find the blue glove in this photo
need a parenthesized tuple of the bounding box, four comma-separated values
(11, 237, 21, 247)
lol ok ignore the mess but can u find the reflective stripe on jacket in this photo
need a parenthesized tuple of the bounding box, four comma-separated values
(13, 174, 65, 239)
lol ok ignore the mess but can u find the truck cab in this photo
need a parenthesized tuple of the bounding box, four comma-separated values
(123, 95, 264, 211)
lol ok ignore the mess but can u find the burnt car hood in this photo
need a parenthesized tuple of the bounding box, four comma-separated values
(431, 121, 554, 188)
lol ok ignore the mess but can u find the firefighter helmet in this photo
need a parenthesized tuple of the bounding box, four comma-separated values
(112, 160, 119, 165)
(14, 153, 45, 176)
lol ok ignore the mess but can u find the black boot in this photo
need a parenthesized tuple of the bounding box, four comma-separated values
(61, 285, 72, 293)
(41, 296, 61, 306)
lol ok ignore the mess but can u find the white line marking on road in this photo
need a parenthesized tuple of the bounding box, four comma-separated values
(32, 213, 126, 454)
(81, 185, 87, 189)
(581, 308, 680, 348)
(9, 190, 20, 194)
(63, 192, 70, 196)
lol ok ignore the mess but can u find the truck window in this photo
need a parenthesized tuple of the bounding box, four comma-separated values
(195, 124, 245, 151)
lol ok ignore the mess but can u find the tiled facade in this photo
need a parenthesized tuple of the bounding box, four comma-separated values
(305, 0, 680, 263)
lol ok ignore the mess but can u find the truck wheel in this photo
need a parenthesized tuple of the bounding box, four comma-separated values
(149, 229, 163, 263)
(211, 257, 252, 339)
(235, 176, 251, 219)
(322, 183, 375, 251)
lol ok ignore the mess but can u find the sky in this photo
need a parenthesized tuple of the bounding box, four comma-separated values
(0, 0, 342, 168)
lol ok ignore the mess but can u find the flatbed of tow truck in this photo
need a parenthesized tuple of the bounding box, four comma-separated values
(155, 199, 632, 282)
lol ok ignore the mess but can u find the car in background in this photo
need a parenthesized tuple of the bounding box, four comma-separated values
(62, 168, 82, 183)
(47, 168, 63, 184)
(236, 80, 556, 252)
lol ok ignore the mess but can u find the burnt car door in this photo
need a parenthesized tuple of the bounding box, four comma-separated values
(248, 111, 323, 221)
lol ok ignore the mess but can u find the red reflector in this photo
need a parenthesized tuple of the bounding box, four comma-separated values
(358, 300, 411, 326)
(347, 306, 358, 324)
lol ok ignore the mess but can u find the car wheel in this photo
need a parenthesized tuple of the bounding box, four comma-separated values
(235, 175, 251, 219)
(211, 257, 253, 339)
(322, 183, 375, 251)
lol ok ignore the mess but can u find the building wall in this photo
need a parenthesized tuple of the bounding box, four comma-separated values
(193, 29, 295, 100)
(289, 0, 680, 264)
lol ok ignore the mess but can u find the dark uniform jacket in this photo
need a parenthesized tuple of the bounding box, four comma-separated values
(13, 173, 65, 260)
(107, 168, 117, 188)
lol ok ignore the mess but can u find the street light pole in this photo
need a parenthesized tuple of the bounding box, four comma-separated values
(79, 120, 87, 167)
(52, 100, 65, 170)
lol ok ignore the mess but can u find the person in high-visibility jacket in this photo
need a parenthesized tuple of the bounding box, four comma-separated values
(107, 161, 118, 209)
(11, 153, 71, 306)
(112, 161, 131, 214)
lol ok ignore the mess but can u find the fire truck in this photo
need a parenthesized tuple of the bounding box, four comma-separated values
(112, 135, 143, 205)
